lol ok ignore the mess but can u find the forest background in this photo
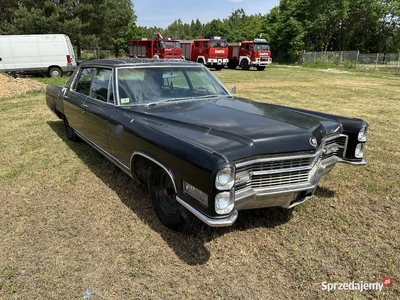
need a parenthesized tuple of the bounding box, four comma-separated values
(1, 0, 400, 62)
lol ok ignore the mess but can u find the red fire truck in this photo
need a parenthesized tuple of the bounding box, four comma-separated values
(128, 37, 183, 60)
(227, 38, 272, 71)
(181, 36, 229, 70)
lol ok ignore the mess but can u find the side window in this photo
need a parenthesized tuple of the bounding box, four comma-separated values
(203, 42, 208, 48)
(195, 42, 200, 47)
(75, 68, 95, 96)
(89, 68, 113, 102)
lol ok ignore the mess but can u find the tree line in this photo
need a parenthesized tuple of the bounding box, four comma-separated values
(1, 0, 399, 62)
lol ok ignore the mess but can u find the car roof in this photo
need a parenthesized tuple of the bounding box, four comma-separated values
(80, 58, 198, 68)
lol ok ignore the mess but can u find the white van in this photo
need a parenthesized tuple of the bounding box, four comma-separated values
(0, 34, 77, 77)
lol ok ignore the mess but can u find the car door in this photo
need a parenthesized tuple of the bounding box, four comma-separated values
(81, 67, 115, 153)
(63, 67, 95, 134)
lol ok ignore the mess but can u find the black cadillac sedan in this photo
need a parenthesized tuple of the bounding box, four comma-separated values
(46, 58, 368, 231)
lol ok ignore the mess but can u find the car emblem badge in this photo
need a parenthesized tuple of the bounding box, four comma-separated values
(310, 137, 318, 147)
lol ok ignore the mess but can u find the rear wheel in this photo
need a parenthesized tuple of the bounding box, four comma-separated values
(63, 115, 79, 141)
(49, 67, 62, 77)
(148, 166, 196, 231)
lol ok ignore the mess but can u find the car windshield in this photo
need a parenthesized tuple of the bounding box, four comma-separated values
(116, 65, 230, 106)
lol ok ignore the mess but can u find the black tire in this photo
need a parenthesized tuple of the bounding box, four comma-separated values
(62, 115, 79, 141)
(215, 66, 222, 70)
(148, 166, 196, 231)
(49, 67, 62, 77)
(197, 58, 205, 65)
(240, 59, 250, 70)
(256, 66, 266, 71)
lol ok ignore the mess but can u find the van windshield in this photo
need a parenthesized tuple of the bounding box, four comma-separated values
(210, 39, 228, 48)
(163, 41, 181, 49)
(254, 43, 270, 51)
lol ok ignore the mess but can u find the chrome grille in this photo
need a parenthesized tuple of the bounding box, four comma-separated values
(249, 170, 310, 188)
(247, 157, 314, 172)
(235, 135, 347, 193)
(235, 156, 316, 191)
(321, 135, 347, 160)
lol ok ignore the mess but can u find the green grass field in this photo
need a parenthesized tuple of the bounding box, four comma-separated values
(0, 66, 399, 299)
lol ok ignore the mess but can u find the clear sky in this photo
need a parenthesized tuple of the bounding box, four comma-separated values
(134, 0, 280, 29)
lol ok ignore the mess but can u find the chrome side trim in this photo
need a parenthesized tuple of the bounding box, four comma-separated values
(71, 130, 178, 193)
(73, 129, 133, 178)
(177, 196, 238, 227)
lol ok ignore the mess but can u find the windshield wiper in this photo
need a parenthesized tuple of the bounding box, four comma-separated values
(145, 98, 181, 108)
(145, 95, 221, 108)
(195, 95, 219, 99)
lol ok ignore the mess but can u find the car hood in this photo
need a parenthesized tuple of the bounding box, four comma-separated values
(126, 97, 342, 161)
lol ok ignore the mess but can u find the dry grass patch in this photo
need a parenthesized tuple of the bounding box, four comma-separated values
(0, 66, 398, 299)
(0, 73, 45, 98)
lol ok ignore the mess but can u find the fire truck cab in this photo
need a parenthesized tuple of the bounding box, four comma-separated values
(227, 38, 272, 71)
(129, 38, 182, 60)
(181, 36, 229, 70)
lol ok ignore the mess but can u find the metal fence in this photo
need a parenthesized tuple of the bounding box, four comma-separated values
(302, 50, 400, 72)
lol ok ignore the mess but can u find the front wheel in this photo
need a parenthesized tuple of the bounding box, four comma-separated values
(256, 66, 266, 71)
(240, 59, 250, 70)
(148, 166, 196, 231)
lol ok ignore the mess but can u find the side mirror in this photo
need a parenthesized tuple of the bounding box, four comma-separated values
(231, 85, 236, 94)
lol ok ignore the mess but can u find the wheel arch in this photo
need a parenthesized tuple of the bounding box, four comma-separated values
(196, 56, 206, 65)
(131, 151, 177, 192)
(239, 56, 251, 66)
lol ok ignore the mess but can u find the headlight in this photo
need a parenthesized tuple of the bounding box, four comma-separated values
(355, 143, 364, 158)
(215, 191, 234, 214)
(215, 166, 235, 190)
(358, 126, 367, 142)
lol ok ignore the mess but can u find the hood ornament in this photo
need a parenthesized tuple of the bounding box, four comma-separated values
(310, 137, 318, 147)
